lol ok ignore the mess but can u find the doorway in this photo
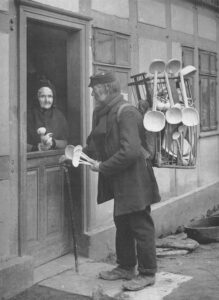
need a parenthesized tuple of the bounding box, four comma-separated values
(19, 10, 89, 266)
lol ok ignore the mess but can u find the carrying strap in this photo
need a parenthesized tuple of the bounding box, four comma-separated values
(116, 103, 133, 122)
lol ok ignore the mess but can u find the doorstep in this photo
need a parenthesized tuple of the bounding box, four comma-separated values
(35, 254, 192, 300)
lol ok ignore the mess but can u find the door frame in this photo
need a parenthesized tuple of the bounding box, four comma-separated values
(17, 0, 92, 256)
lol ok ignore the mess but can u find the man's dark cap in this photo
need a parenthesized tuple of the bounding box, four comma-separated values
(88, 72, 116, 87)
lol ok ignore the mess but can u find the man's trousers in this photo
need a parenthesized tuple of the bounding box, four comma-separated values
(114, 206, 157, 275)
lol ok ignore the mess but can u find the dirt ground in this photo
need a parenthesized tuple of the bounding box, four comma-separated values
(9, 286, 89, 300)
(9, 242, 219, 300)
(160, 242, 219, 300)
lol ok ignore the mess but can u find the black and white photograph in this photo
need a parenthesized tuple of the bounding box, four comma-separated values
(0, 0, 219, 299)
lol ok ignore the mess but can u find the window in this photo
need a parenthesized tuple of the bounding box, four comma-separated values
(92, 28, 131, 96)
(199, 50, 217, 131)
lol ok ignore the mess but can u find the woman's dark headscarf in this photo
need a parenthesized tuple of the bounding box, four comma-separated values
(27, 77, 69, 146)
(34, 78, 57, 108)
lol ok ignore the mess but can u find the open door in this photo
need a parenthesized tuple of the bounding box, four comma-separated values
(18, 3, 91, 266)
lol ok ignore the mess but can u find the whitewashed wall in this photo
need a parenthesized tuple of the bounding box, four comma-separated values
(0, 32, 9, 155)
(138, 0, 166, 28)
(138, 39, 167, 73)
(92, 0, 129, 18)
(34, 0, 79, 12)
(198, 14, 217, 41)
(171, 4, 194, 35)
(0, 0, 8, 11)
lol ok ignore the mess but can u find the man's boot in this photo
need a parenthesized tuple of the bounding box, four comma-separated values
(122, 274, 155, 291)
(99, 266, 135, 280)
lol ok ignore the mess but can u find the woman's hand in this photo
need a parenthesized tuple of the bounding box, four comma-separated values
(41, 133, 53, 148)
(38, 142, 51, 151)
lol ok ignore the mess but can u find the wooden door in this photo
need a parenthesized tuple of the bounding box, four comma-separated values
(26, 151, 69, 266)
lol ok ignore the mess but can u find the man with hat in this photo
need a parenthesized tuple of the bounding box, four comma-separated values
(84, 71, 161, 291)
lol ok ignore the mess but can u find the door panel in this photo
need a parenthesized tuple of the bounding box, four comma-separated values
(26, 151, 69, 266)
(26, 169, 38, 241)
(46, 166, 63, 235)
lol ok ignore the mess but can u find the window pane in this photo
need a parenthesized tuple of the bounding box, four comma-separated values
(210, 54, 217, 75)
(116, 35, 129, 66)
(199, 52, 209, 74)
(200, 76, 209, 131)
(209, 78, 217, 129)
(94, 31, 114, 64)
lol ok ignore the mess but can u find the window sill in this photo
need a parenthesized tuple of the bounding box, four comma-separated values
(199, 130, 219, 138)
(27, 149, 64, 159)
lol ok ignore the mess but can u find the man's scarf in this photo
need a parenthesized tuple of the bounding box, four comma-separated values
(91, 93, 123, 160)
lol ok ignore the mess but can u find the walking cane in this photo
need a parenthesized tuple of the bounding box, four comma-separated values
(63, 164, 79, 273)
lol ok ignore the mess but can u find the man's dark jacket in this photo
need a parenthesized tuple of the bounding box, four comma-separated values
(84, 94, 161, 216)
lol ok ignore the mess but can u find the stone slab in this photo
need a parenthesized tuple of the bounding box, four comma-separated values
(34, 254, 92, 284)
(39, 260, 192, 300)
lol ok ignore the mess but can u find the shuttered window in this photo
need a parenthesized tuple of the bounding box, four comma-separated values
(92, 28, 130, 95)
(199, 50, 217, 131)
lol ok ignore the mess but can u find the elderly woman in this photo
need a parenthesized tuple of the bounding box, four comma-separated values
(27, 79, 68, 152)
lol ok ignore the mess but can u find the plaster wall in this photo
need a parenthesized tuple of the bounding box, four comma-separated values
(198, 136, 219, 185)
(176, 166, 198, 195)
(84, 170, 114, 232)
(138, 38, 167, 73)
(0, 14, 10, 260)
(152, 181, 219, 236)
(34, 0, 79, 12)
(86, 0, 219, 234)
(137, 0, 166, 28)
(85, 181, 219, 259)
(0, 0, 8, 11)
(172, 42, 182, 61)
(95, 200, 114, 231)
(0, 32, 9, 155)
(0, 181, 10, 258)
(91, 0, 129, 19)
(171, 4, 194, 35)
(198, 14, 217, 41)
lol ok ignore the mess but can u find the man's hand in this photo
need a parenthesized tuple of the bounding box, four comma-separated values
(90, 161, 101, 172)
(59, 155, 72, 167)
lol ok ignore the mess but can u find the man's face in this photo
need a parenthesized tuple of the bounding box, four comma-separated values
(38, 87, 53, 109)
(91, 84, 108, 103)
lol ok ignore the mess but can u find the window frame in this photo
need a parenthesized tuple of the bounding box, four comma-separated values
(199, 49, 218, 133)
(92, 27, 131, 96)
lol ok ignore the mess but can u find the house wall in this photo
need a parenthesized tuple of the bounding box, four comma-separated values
(1, 0, 219, 297)
(0, 1, 34, 298)
(84, 0, 219, 245)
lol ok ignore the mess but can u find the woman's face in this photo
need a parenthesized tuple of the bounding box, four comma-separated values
(38, 87, 53, 109)
(91, 84, 108, 104)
